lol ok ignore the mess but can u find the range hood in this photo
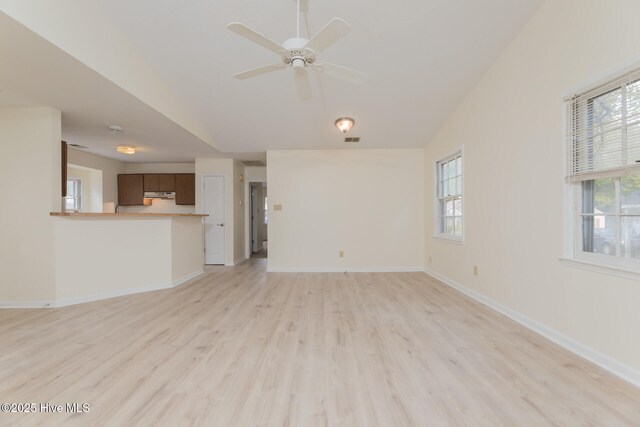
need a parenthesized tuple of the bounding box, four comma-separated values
(144, 191, 175, 200)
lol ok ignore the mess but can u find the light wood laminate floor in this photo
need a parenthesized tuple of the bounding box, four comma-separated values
(1, 258, 639, 426)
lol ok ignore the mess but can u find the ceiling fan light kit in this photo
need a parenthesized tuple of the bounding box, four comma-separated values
(227, 0, 367, 101)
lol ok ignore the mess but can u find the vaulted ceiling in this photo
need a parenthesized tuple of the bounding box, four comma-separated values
(0, 0, 543, 161)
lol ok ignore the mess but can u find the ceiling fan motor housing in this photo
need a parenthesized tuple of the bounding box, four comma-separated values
(282, 38, 315, 68)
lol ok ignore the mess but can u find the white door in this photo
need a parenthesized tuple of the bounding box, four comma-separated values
(204, 176, 225, 264)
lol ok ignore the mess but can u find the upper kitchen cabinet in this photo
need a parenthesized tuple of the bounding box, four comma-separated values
(175, 174, 195, 205)
(118, 174, 144, 205)
(144, 174, 175, 192)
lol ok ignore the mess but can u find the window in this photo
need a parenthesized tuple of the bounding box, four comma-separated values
(264, 196, 268, 224)
(568, 68, 640, 268)
(436, 151, 463, 240)
(66, 178, 82, 212)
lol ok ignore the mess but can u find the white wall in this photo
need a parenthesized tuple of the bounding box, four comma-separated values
(0, 107, 61, 302)
(424, 0, 640, 380)
(68, 148, 125, 211)
(244, 166, 266, 182)
(267, 149, 424, 271)
(195, 158, 244, 265)
(171, 217, 204, 282)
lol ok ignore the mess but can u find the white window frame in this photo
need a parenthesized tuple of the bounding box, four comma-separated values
(434, 147, 464, 243)
(563, 63, 640, 276)
(65, 178, 82, 213)
(264, 196, 268, 225)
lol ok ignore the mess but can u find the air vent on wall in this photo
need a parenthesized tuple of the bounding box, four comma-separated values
(242, 160, 266, 167)
(344, 137, 360, 143)
(68, 143, 88, 149)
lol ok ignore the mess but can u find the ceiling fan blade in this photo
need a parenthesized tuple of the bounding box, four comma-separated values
(313, 62, 368, 85)
(294, 68, 312, 101)
(227, 22, 285, 54)
(304, 18, 350, 54)
(233, 64, 287, 80)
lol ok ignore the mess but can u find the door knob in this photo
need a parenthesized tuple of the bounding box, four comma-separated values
(216, 223, 224, 227)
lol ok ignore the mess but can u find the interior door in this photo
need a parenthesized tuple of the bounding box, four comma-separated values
(203, 176, 225, 264)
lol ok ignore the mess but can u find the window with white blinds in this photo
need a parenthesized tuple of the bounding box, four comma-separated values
(567, 70, 640, 182)
(567, 66, 640, 270)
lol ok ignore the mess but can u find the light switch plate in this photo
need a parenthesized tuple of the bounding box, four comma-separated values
(273, 204, 282, 211)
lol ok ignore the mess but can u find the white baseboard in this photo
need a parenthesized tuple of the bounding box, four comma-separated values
(267, 267, 424, 273)
(0, 269, 205, 309)
(0, 300, 54, 309)
(172, 270, 205, 288)
(424, 267, 640, 389)
(233, 257, 248, 266)
(53, 282, 173, 307)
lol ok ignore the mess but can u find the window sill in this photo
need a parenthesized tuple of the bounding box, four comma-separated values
(559, 257, 640, 281)
(433, 235, 464, 245)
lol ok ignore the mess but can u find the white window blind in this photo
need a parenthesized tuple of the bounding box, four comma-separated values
(567, 69, 640, 182)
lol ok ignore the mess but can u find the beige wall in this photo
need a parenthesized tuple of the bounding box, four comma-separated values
(0, 107, 61, 303)
(424, 0, 640, 378)
(267, 149, 424, 271)
(68, 148, 125, 210)
(171, 217, 204, 282)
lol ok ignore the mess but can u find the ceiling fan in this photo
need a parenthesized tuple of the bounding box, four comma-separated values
(227, 0, 367, 101)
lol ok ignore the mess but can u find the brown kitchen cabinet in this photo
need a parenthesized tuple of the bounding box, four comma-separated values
(175, 173, 195, 205)
(144, 174, 175, 192)
(118, 174, 144, 205)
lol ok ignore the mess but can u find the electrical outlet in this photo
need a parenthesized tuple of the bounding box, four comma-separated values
(339, 250, 344, 258)
(473, 265, 478, 276)
(273, 204, 282, 211)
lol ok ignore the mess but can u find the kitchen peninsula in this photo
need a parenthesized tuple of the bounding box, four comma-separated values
(49, 212, 207, 306)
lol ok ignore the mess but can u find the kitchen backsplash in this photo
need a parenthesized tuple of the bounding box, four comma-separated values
(119, 199, 195, 214)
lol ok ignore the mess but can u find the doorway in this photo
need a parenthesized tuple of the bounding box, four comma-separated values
(249, 182, 267, 259)
(203, 175, 225, 264)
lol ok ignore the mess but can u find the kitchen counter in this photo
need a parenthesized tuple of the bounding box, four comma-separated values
(49, 212, 205, 306)
(50, 212, 207, 217)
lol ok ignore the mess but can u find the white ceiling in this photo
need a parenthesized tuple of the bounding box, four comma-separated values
(1, 1, 542, 161)
(95, 0, 543, 153)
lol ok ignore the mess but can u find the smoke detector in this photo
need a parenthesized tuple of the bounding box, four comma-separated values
(108, 125, 123, 135)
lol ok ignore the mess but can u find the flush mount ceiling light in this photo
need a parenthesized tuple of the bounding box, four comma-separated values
(335, 117, 355, 133)
(116, 146, 136, 155)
